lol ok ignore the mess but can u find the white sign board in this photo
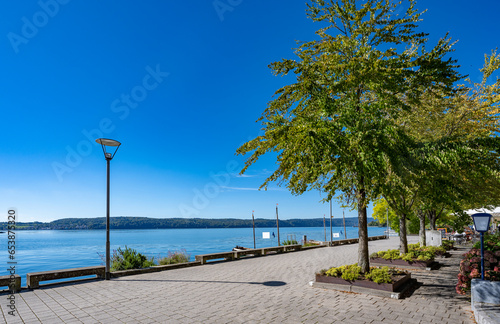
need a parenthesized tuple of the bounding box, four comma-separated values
(333, 233, 340, 238)
(262, 232, 270, 239)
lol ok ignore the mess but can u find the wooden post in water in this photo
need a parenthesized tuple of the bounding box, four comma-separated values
(252, 210, 256, 249)
(343, 210, 347, 239)
(276, 204, 280, 246)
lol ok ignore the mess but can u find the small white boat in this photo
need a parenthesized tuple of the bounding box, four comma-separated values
(384, 229, 399, 236)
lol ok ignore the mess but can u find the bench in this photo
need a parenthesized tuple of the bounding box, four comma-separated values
(234, 248, 263, 259)
(195, 252, 235, 265)
(27, 266, 105, 289)
(261, 246, 285, 255)
(283, 244, 302, 252)
(0, 274, 21, 292)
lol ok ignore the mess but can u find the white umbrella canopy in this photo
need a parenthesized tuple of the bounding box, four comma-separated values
(464, 207, 500, 215)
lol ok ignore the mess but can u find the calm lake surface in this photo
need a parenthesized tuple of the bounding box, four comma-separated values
(1, 226, 386, 287)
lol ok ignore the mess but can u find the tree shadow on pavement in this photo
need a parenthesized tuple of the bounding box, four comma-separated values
(116, 278, 287, 287)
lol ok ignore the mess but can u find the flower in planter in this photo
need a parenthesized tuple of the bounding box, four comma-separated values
(470, 268, 480, 279)
(456, 239, 500, 295)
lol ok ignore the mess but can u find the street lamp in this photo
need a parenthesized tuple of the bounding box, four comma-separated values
(330, 200, 333, 246)
(471, 213, 492, 280)
(252, 210, 256, 249)
(96, 138, 121, 280)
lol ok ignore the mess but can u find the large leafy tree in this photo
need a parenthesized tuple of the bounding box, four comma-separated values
(401, 50, 500, 233)
(237, 0, 460, 273)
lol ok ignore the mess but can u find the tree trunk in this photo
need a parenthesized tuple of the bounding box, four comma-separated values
(399, 214, 408, 254)
(357, 187, 369, 274)
(427, 210, 437, 230)
(419, 215, 426, 246)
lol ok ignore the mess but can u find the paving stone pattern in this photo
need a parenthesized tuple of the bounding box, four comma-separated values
(0, 237, 476, 323)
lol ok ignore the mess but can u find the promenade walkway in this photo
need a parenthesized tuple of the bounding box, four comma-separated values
(1, 237, 475, 323)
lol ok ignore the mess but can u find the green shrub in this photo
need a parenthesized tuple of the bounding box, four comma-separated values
(323, 264, 405, 284)
(158, 250, 190, 265)
(325, 264, 361, 281)
(371, 244, 438, 262)
(371, 249, 401, 260)
(408, 243, 420, 250)
(365, 267, 392, 284)
(441, 240, 454, 251)
(282, 239, 299, 245)
(473, 233, 500, 251)
(111, 246, 155, 271)
(421, 245, 446, 256)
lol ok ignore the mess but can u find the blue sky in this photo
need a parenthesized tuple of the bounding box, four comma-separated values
(1, 0, 499, 223)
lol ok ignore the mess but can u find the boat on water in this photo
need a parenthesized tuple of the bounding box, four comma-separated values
(384, 229, 398, 236)
(232, 246, 250, 251)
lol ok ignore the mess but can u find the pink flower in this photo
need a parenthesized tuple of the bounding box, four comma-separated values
(470, 268, 480, 278)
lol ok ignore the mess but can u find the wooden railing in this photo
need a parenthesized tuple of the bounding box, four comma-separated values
(27, 266, 105, 289)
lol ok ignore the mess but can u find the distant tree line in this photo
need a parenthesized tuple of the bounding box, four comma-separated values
(0, 216, 373, 230)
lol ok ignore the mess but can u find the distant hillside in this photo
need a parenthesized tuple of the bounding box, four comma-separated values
(0, 216, 374, 230)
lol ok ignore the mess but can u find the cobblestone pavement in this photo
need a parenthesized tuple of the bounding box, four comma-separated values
(0, 237, 476, 323)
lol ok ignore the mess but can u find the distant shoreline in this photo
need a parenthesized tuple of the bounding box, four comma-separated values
(0, 216, 376, 231)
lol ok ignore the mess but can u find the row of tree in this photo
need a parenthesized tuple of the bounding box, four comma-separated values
(237, 0, 500, 273)
(0, 216, 368, 230)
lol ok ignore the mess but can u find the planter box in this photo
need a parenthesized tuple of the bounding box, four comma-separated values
(315, 272, 411, 292)
(471, 279, 500, 309)
(370, 257, 434, 268)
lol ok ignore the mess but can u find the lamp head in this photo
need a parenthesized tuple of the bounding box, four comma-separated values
(471, 213, 492, 233)
(96, 138, 121, 160)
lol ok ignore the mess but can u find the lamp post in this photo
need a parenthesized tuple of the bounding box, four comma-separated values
(323, 214, 326, 242)
(330, 199, 333, 246)
(472, 213, 492, 280)
(276, 204, 280, 246)
(96, 138, 121, 280)
(252, 210, 256, 249)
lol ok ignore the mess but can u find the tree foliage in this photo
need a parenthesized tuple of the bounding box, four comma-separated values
(372, 198, 398, 230)
(237, 0, 461, 272)
(400, 49, 500, 236)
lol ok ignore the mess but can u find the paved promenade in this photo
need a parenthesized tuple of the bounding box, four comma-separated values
(1, 237, 475, 323)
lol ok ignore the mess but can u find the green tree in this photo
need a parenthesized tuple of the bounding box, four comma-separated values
(237, 0, 460, 272)
(372, 198, 398, 231)
(403, 50, 500, 233)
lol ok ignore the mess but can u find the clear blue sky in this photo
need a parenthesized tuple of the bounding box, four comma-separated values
(1, 0, 499, 222)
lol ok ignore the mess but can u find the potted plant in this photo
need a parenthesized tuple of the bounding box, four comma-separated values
(315, 264, 411, 292)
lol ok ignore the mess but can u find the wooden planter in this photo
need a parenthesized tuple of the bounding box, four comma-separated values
(315, 272, 411, 292)
(370, 257, 434, 268)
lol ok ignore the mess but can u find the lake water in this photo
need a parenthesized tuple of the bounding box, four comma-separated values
(1, 226, 386, 287)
